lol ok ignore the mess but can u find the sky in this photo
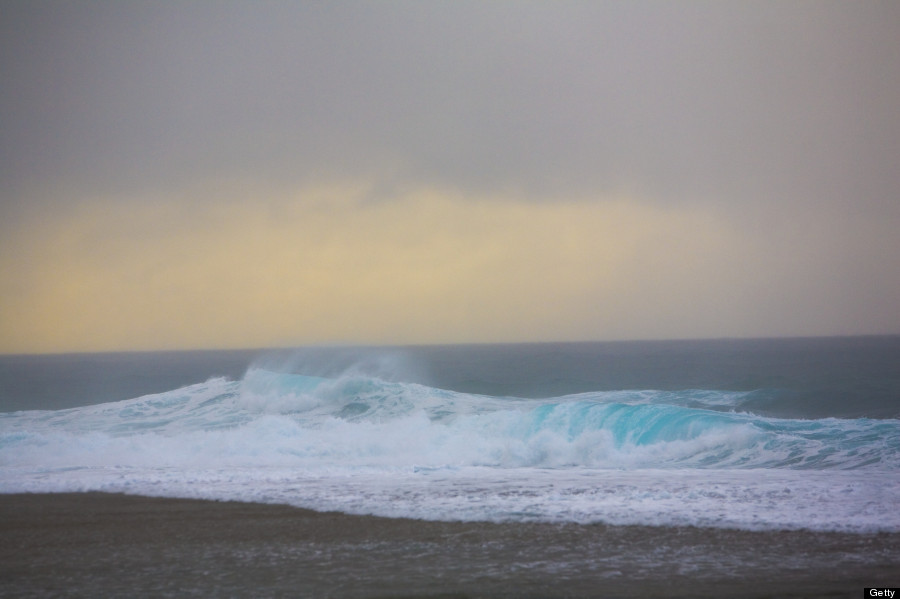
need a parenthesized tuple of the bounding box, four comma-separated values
(1, 1, 899, 353)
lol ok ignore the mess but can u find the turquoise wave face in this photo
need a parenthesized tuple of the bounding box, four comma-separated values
(3, 369, 898, 472)
(516, 400, 899, 469)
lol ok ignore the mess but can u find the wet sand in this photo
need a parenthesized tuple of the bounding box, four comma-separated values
(1, 492, 896, 598)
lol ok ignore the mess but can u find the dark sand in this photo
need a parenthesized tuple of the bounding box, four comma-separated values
(1, 493, 897, 598)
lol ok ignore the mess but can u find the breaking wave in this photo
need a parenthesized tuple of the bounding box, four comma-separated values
(2, 367, 898, 531)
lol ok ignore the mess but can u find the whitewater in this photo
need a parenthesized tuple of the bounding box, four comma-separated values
(3, 362, 898, 533)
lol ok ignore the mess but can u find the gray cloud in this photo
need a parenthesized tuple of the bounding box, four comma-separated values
(3, 1, 898, 213)
(2, 1, 900, 350)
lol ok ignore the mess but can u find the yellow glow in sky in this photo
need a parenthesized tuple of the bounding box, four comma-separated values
(1, 181, 897, 353)
(0, 183, 728, 352)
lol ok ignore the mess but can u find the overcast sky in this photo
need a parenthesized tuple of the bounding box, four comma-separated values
(2, 1, 899, 353)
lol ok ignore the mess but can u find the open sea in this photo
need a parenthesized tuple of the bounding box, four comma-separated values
(2, 337, 899, 596)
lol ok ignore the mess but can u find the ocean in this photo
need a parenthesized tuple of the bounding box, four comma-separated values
(2, 337, 899, 596)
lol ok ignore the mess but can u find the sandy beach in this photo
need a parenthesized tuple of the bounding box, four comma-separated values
(1, 492, 896, 598)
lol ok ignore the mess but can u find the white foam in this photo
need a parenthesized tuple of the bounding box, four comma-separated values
(2, 464, 897, 533)
(2, 374, 899, 532)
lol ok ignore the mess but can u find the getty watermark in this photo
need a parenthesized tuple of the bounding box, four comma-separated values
(866, 590, 899, 598)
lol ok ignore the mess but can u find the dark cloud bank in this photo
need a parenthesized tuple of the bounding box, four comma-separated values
(3, 1, 898, 212)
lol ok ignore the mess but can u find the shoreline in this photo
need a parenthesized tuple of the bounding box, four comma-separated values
(2, 492, 897, 598)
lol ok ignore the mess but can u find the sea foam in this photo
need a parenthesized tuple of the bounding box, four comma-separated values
(2, 369, 898, 531)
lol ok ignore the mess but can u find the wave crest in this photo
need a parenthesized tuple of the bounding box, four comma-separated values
(2, 371, 898, 472)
